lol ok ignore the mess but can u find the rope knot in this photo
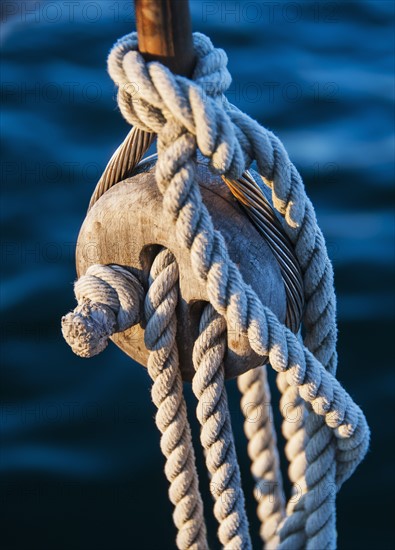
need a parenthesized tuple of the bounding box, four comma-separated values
(61, 264, 143, 357)
(61, 28, 370, 549)
(108, 32, 250, 178)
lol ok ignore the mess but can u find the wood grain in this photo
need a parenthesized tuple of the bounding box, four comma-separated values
(77, 157, 286, 381)
(135, 0, 196, 76)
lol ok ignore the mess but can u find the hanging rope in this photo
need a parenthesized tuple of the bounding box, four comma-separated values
(276, 371, 309, 549)
(62, 30, 370, 549)
(237, 366, 285, 549)
(144, 248, 208, 550)
(192, 302, 252, 548)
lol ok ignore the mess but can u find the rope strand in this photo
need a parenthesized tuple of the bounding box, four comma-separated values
(192, 303, 252, 549)
(62, 30, 370, 550)
(107, 31, 369, 547)
(237, 366, 285, 548)
(144, 249, 208, 550)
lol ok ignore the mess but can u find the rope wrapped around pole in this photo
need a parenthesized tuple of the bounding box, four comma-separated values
(62, 29, 370, 550)
(107, 30, 370, 547)
(237, 366, 285, 548)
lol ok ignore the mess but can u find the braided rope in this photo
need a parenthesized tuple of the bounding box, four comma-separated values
(237, 366, 285, 548)
(144, 248, 208, 550)
(107, 31, 370, 549)
(192, 303, 252, 549)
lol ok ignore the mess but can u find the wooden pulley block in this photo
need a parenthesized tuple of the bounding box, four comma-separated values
(76, 155, 287, 381)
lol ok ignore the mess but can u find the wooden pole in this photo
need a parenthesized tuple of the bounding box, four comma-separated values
(134, 0, 196, 76)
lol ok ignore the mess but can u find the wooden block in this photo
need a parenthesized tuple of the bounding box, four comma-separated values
(76, 156, 286, 381)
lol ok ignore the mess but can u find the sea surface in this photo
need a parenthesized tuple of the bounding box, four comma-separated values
(1, 1, 394, 549)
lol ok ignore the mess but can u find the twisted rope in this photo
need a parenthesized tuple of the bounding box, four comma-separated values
(224, 173, 304, 333)
(277, 372, 338, 549)
(144, 248, 208, 550)
(61, 264, 143, 357)
(107, 30, 370, 548)
(62, 30, 370, 550)
(108, 31, 336, 368)
(237, 366, 285, 548)
(192, 303, 252, 549)
(276, 371, 309, 549)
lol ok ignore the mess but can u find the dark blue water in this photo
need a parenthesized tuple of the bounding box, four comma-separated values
(1, 1, 394, 548)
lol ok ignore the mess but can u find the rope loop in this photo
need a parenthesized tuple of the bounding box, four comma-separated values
(106, 30, 370, 548)
(62, 30, 370, 550)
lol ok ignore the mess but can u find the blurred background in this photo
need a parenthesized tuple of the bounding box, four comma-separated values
(1, 1, 394, 548)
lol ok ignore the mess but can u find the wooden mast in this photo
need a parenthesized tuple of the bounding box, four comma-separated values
(134, 0, 196, 77)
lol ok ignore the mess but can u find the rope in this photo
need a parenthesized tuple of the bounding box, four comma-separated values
(108, 31, 336, 369)
(89, 127, 154, 210)
(192, 303, 252, 549)
(276, 371, 309, 549)
(224, 173, 304, 333)
(237, 366, 285, 548)
(61, 264, 143, 357)
(62, 30, 370, 549)
(107, 30, 370, 548)
(144, 248, 208, 550)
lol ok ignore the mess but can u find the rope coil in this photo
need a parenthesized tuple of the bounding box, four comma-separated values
(62, 31, 370, 549)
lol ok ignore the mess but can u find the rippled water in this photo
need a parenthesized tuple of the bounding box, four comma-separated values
(1, 1, 394, 548)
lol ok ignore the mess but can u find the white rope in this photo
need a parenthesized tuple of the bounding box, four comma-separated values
(62, 30, 370, 550)
(61, 264, 143, 357)
(106, 31, 370, 548)
(237, 366, 285, 548)
(276, 371, 309, 549)
(192, 302, 252, 549)
(144, 248, 208, 550)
